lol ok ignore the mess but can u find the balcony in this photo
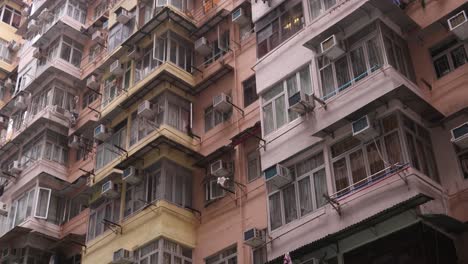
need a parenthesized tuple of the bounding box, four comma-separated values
(32, 58, 82, 92)
(32, 14, 86, 49)
(84, 200, 197, 264)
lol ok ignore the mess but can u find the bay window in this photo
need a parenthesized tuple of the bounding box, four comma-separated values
(37, 36, 83, 68)
(87, 199, 120, 241)
(330, 111, 439, 197)
(318, 21, 413, 100)
(135, 238, 193, 264)
(108, 20, 134, 52)
(261, 66, 312, 135)
(95, 124, 127, 170)
(0, 39, 12, 64)
(268, 152, 327, 230)
(430, 37, 468, 78)
(256, 0, 304, 58)
(18, 130, 68, 169)
(309, 0, 336, 20)
(129, 91, 190, 146)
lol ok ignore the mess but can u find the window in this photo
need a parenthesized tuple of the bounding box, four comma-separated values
(124, 181, 145, 218)
(252, 246, 267, 264)
(60, 36, 83, 67)
(1, 5, 21, 28)
(123, 61, 132, 89)
(204, 30, 230, 66)
(102, 76, 123, 107)
(309, 0, 336, 19)
(205, 177, 232, 202)
(261, 66, 312, 135)
(8, 189, 35, 228)
(88, 44, 102, 62)
(108, 19, 134, 51)
(268, 152, 327, 230)
(0, 39, 12, 64)
(66, 0, 87, 24)
(82, 91, 98, 109)
(93, 2, 106, 21)
(87, 199, 120, 241)
(431, 38, 468, 78)
(205, 245, 237, 264)
(95, 124, 127, 170)
(243, 76, 258, 107)
(256, 0, 304, 58)
(205, 102, 231, 132)
(135, 238, 193, 264)
(247, 150, 261, 182)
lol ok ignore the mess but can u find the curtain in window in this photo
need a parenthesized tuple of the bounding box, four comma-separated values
(384, 131, 402, 165)
(366, 141, 385, 177)
(333, 158, 349, 193)
(309, 0, 322, 19)
(36, 188, 51, 218)
(367, 37, 383, 71)
(320, 64, 335, 99)
(335, 56, 351, 91)
(298, 177, 313, 216)
(263, 104, 274, 135)
(384, 36, 397, 69)
(269, 193, 282, 229)
(299, 67, 312, 94)
(350, 150, 366, 186)
(425, 145, 440, 183)
(314, 169, 327, 207)
(350, 47, 368, 82)
(275, 95, 286, 129)
(283, 185, 297, 224)
(415, 139, 429, 176)
(247, 152, 259, 181)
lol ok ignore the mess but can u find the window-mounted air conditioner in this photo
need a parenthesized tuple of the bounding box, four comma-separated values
(115, 7, 131, 24)
(92, 30, 105, 44)
(232, 7, 249, 25)
(8, 41, 20, 52)
(110, 60, 123, 76)
(264, 164, 291, 188)
(0, 202, 8, 216)
(352, 115, 379, 142)
(122, 166, 141, 185)
(320, 34, 345, 60)
(14, 95, 27, 110)
(210, 160, 231, 177)
(68, 135, 82, 149)
(86, 75, 99, 89)
(33, 48, 45, 59)
(137, 100, 154, 118)
(195, 37, 212, 55)
(243, 228, 265, 247)
(4, 78, 14, 90)
(213, 93, 232, 113)
(127, 45, 141, 59)
(112, 248, 133, 264)
(448, 10, 468, 40)
(28, 20, 41, 33)
(94, 124, 112, 141)
(38, 8, 52, 22)
(101, 180, 119, 199)
(451, 122, 468, 148)
(288, 91, 315, 115)
(10, 160, 22, 174)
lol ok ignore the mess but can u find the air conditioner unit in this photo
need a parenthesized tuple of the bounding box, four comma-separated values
(8, 41, 20, 52)
(101, 180, 119, 199)
(352, 115, 379, 142)
(68, 135, 82, 149)
(0, 202, 7, 216)
(33, 48, 45, 59)
(86, 75, 99, 89)
(264, 164, 291, 188)
(94, 124, 111, 141)
(451, 122, 468, 148)
(38, 8, 52, 22)
(320, 35, 345, 60)
(195, 37, 212, 55)
(127, 45, 141, 59)
(14, 95, 27, 110)
(110, 60, 123, 76)
(288, 91, 315, 114)
(92, 30, 105, 44)
(5, 78, 14, 90)
(243, 228, 264, 247)
(115, 7, 131, 24)
(213, 93, 232, 113)
(210, 160, 231, 177)
(112, 248, 133, 264)
(448, 10, 468, 40)
(122, 166, 141, 185)
(232, 7, 249, 25)
(28, 20, 41, 33)
(10, 160, 22, 174)
(137, 100, 154, 118)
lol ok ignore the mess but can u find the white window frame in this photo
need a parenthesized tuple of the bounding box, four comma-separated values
(34, 187, 51, 219)
(246, 150, 261, 182)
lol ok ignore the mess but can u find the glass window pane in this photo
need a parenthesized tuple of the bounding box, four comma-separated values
(283, 184, 297, 224)
(350, 149, 366, 186)
(298, 177, 313, 216)
(335, 56, 351, 91)
(366, 141, 385, 177)
(299, 67, 312, 94)
(451, 45, 467, 69)
(274, 95, 286, 129)
(269, 192, 282, 230)
(35, 188, 51, 218)
(384, 131, 403, 165)
(333, 158, 349, 193)
(350, 47, 368, 82)
(263, 103, 274, 135)
(320, 63, 335, 99)
(367, 37, 383, 71)
(405, 133, 419, 170)
(314, 169, 327, 207)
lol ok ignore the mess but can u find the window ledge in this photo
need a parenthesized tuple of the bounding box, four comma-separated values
(270, 207, 326, 235)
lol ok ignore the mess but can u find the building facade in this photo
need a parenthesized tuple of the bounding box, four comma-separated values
(1, 0, 468, 263)
(252, 0, 468, 263)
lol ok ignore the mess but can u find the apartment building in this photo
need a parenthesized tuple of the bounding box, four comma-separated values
(0, 0, 266, 263)
(252, 0, 468, 263)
